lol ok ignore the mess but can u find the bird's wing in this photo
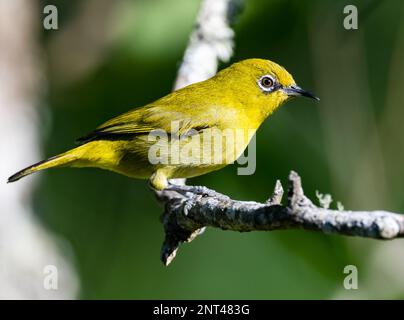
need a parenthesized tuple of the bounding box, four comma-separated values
(76, 104, 217, 144)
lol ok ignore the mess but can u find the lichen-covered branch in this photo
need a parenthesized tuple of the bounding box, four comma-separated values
(157, 171, 404, 265)
(173, 0, 241, 91)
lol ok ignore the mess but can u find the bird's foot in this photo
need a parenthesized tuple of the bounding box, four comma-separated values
(164, 183, 220, 198)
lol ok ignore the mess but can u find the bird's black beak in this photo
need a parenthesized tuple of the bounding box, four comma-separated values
(282, 85, 320, 101)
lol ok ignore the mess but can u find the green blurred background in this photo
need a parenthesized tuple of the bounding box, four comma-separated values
(29, 0, 404, 298)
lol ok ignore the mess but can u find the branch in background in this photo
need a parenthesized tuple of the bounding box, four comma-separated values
(155, 0, 241, 265)
(0, 0, 77, 298)
(158, 171, 404, 265)
(173, 0, 241, 91)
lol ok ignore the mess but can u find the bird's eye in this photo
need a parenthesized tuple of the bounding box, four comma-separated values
(258, 75, 276, 92)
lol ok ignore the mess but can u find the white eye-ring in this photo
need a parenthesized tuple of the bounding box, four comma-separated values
(258, 75, 276, 92)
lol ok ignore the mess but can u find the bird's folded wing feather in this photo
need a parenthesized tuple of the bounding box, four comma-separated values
(76, 104, 217, 144)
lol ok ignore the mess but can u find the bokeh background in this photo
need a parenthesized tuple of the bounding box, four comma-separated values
(1, 0, 404, 299)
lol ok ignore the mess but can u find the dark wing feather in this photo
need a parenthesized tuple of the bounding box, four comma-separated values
(76, 104, 216, 144)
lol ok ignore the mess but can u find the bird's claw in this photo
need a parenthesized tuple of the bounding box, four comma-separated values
(165, 184, 217, 198)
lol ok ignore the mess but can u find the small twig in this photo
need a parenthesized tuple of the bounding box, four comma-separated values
(158, 171, 404, 265)
(266, 180, 283, 205)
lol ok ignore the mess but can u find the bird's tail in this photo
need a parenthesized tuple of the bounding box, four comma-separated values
(7, 147, 83, 183)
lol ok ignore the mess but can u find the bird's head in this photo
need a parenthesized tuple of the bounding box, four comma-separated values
(217, 58, 319, 118)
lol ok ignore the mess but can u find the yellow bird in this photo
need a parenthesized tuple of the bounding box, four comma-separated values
(8, 59, 318, 190)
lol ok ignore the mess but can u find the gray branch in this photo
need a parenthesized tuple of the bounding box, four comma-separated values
(154, 0, 404, 266)
(156, 171, 404, 266)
